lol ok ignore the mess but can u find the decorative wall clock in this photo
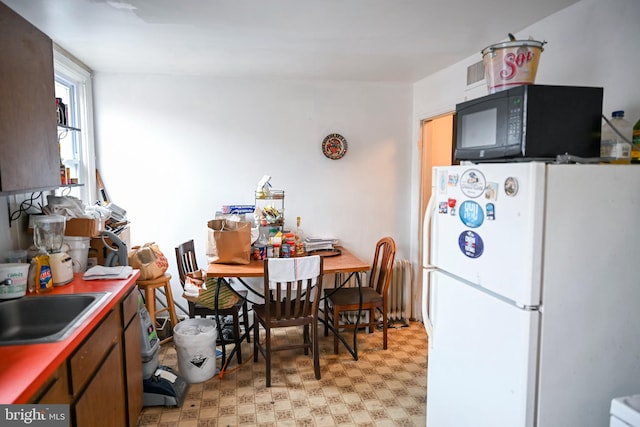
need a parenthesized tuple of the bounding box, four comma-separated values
(322, 133, 348, 160)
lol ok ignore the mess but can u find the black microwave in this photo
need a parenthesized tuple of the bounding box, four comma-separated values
(454, 84, 603, 161)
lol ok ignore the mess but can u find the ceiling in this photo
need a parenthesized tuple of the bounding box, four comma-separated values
(3, 0, 579, 83)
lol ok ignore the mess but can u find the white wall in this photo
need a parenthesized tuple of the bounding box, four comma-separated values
(2, 0, 638, 315)
(409, 0, 640, 264)
(92, 75, 412, 308)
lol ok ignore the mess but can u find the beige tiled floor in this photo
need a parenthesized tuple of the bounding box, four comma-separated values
(137, 321, 428, 427)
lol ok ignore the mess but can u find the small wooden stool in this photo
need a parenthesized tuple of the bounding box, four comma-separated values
(137, 274, 179, 344)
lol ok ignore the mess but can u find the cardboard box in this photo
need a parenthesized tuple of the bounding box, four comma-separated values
(65, 218, 105, 237)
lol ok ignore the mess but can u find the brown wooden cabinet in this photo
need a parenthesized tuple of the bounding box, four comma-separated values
(74, 342, 126, 427)
(30, 364, 70, 405)
(28, 286, 144, 427)
(70, 309, 125, 427)
(0, 2, 59, 192)
(122, 287, 144, 427)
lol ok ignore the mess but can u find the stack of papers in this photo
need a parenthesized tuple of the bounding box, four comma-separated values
(83, 265, 133, 280)
(304, 237, 339, 252)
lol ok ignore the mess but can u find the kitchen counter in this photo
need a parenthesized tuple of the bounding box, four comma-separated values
(0, 270, 140, 404)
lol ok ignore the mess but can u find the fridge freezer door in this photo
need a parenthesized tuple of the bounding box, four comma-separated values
(427, 271, 539, 427)
(431, 163, 545, 307)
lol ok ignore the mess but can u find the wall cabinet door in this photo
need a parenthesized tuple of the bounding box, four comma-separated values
(0, 2, 59, 192)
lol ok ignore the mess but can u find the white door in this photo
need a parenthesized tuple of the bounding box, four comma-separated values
(430, 162, 545, 306)
(427, 271, 538, 427)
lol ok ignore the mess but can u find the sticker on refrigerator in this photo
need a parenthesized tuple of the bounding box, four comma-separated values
(460, 169, 486, 198)
(448, 174, 459, 187)
(438, 170, 448, 194)
(458, 230, 484, 258)
(484, 182, 498, 201)
(459, 200, 484, 228)
(448, 198, 457, 216)
(486, 203, 495, 220)
(438, 201, 448, 214)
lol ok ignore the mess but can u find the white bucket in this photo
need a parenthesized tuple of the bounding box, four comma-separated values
(482, 39, 545, 94)
(0, 263, 30, 299)
(63, 236, 91, 273)
(173, 318, 218, 383)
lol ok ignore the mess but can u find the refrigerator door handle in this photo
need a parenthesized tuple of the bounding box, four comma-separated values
(423, 267, 436, 348)
(422, 190, 437, 347)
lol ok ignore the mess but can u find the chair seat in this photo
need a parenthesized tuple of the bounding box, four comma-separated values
(253, 301, 314, 324)
(193, 290, 248, 311)
(325, 287, 383, 307)
(323, 237, 396, 356)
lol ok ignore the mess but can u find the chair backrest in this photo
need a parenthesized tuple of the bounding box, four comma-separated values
(368, 237, 396, 296)
(175, 239, 199, 287)
(263, 255, 324, 323)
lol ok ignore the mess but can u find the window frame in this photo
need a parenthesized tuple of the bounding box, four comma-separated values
(53, 44, 96, 204)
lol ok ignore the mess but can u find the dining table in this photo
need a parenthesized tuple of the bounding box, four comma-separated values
(206, 247, 370, 360)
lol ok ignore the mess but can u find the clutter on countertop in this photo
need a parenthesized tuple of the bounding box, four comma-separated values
(42, 195, 108, 220)
(103, 202, 129, 233)
(82, 265, 134, 280)
(30, 195, 110, 237)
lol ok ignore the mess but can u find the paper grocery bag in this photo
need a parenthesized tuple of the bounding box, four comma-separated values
(206, 219, 252, 264)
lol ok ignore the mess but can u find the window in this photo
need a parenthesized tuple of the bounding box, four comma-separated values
(53, 45, 96, 204)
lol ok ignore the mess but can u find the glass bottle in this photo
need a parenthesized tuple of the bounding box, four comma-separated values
(295, 216, 305, 255)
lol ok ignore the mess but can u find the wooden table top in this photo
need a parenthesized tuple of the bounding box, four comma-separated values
(206, 247, 370, 278)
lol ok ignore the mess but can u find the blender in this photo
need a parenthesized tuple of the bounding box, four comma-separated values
(33, 215, 74, 286)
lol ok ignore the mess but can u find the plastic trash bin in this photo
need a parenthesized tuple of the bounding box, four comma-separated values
(173, 318, 218, 383)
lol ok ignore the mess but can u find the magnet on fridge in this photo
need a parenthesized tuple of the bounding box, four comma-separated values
(460, 169, 486, 198)
(438, 170, 447, 194)
(504, 177, 519, 197)
(438, 201, 448, 214)
(448, 198, 457, 208)
(458, 230, 484, 258)
(448, 174, 459, 187)
(486, 203, 495, 220)
(459, 200, 484, 227)
(485, 182, 498, 201)
(450, 207, 456, 216)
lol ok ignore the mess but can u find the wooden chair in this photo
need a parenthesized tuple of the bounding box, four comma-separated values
(253, 256, 324, 387)
(175, 240, 250, 367)
(323, 237, 396, 354)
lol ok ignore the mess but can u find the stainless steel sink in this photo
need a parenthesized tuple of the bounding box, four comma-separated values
(0, 292, 110, 345)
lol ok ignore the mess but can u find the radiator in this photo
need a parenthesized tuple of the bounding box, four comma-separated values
(333, 258, 413, 326)
(388, 259, 412, 324)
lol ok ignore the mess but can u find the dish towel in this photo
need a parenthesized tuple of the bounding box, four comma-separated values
(268, 255, 320, 289)
(83, 265, 134, 280)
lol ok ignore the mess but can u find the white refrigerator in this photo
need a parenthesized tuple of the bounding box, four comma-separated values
(422, 162, 640, 427)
